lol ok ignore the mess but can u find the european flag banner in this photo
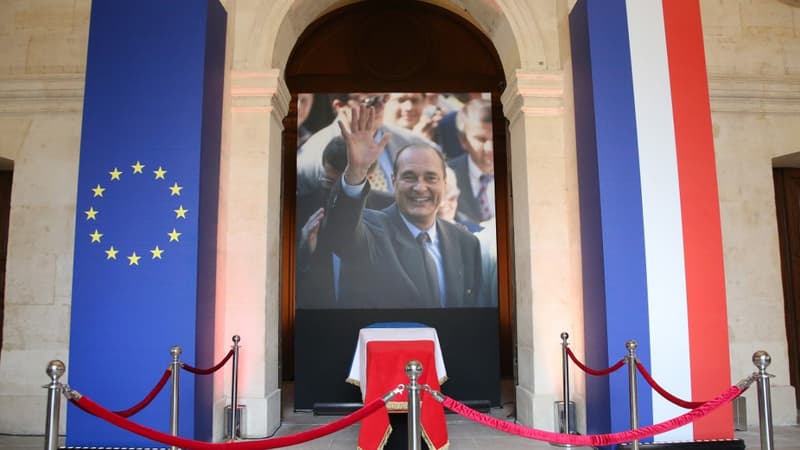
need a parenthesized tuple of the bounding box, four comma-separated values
(67, 1, 226, 447)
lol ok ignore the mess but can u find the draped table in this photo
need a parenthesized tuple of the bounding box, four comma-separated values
(347, 326, 449, 450)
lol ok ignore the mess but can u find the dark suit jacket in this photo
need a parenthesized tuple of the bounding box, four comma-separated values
(448, 154, 483, 224)
(295, 188, 396, 309)
(321, 181, 483, 309)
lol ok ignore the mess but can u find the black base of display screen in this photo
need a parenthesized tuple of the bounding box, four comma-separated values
(294, 308, 501, 411)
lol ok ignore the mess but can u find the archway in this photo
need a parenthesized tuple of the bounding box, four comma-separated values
(223, 0, 575, 434)
(280, 0, 512, 393)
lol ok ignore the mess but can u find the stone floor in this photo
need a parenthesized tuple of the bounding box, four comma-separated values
(1, 425, 798, 450)
(3, 380, 797, 449)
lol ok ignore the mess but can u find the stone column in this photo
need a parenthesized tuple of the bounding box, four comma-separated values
(215, 68, 289, 438)
(502, 69, 585, 430)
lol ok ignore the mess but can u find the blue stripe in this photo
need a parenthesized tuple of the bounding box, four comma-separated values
(570, 0, 612, 437)
(590, 0, 654, 437)
(571, 0, 654, 441)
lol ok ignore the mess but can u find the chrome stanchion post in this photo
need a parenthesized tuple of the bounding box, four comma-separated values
(44, 360, 65, 450)
(753, 351, 774, 450)
(561, 332, 572, 438)
(626, 340, 640, 450)
(169, 345, 182, 450)
(405, 360, 423, 450)
(229, 335, 241, 441)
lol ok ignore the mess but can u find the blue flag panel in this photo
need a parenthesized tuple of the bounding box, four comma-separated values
(68, 1, 226, 447)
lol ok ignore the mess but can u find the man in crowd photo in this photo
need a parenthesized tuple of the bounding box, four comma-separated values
(447, 98, 495, 224)
(319, 104, 485, 308)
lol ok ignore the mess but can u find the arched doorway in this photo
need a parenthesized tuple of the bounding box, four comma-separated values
(279, 0, 513, 391)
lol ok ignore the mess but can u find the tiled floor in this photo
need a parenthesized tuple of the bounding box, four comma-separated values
(268, 382, 799, 449)
(2, 424, 799, 450)
(3, 381, 797, 449)
(265, 409, 800, 449)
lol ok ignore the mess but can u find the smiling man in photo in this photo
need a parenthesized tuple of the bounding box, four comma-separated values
(320, 104, 484, 308)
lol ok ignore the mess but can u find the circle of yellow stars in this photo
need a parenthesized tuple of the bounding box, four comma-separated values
(83, 160, 187, 266)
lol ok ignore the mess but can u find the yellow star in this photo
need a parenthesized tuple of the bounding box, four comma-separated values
(127, 252, 141, 266)
(150, 245, 164, 259)
(168, 228, 182, 242)
(92, 184, 105, 197)
(169, 182, 183, 196)
(89, 229, 103, 243)
(84, 207, 98, 220)
(105, 246, 118, 260)
(174, 205, 188, 219)
(131, 161, 145, 174)
(109, 168, 122, 181)
(153, 166, 167, 180)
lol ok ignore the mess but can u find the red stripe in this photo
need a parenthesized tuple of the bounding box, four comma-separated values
(662, 0, 733, 440)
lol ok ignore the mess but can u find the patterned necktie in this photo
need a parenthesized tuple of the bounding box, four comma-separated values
(416, 232, 441, 307)
(477, 174, 494, 220)
(368, 168, 389, 192)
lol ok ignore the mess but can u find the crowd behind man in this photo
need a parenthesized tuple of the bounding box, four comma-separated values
(295, 92, 497, 309)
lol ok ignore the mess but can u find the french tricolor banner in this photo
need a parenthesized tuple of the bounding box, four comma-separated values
(570, 0, 732, 443)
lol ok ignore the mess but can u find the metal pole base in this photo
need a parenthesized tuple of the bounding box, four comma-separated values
(224, 405, 246, 439)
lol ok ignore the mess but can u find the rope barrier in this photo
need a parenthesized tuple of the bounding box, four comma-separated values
(636, 361, 704, 409)
(45, 340, 780, 450)
(182, 350, 235, 375)
(67, 386, 398, 450)
(566, 348, 626, 376)
(436, 378, 750, 447)
(112, 368, 172, 418)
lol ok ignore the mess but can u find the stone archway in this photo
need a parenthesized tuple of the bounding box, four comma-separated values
(281, 0, 512, 412)
(282, 0, 509, 375)
(221, 0, 581, 436)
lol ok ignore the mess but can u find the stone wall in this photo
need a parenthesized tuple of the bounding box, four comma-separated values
(0, 0, 88, 433)
(702, 0, 800, 426)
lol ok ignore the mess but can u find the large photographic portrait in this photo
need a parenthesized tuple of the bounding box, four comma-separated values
(294, 92, 497, 310)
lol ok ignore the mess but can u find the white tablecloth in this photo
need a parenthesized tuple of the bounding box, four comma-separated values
(346, 327, 448, 400)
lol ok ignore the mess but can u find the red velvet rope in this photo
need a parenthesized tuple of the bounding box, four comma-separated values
(442, 383, 743, 447)
(112, 368, 172, 418)
(636, 361, 704, 409)
(71, 393, 388, 449)
(182, 350, 235, 375)
(566, 348, 626, 376)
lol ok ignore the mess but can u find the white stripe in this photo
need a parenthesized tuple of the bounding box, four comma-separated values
(626, 0, 693, 441)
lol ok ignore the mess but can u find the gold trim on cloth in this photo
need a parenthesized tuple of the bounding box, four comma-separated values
(422, 425, 450, 450)
(358, 424, 393, 450)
